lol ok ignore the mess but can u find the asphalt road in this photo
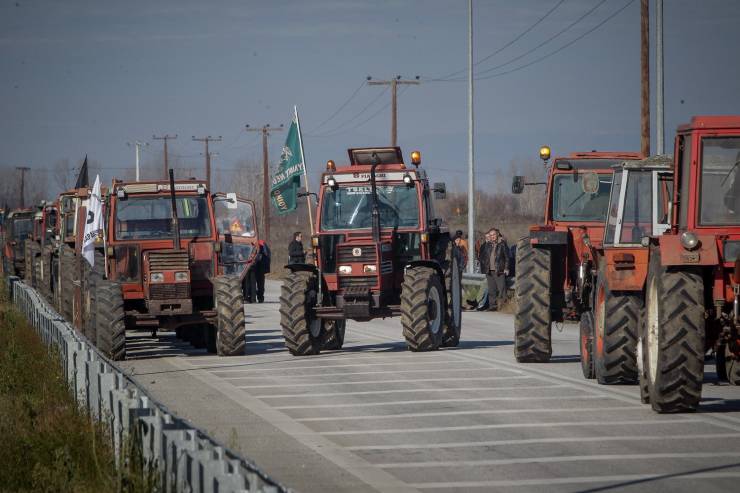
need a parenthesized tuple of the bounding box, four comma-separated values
(119, 280, 740, 493)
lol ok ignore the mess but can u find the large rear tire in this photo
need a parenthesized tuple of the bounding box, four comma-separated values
(580, 311, 595, 379)
(514, 239, 552, 362)
(96, 280, 126, 361)
(643, 250, 704, 413)
(442, 251, 463, 348)
(280, 271, 322, 356)
(83, 251, 104, 343)
(593, 266, 640, 384)
(213, 275, 247, 356)
(401, 266, 444, 352)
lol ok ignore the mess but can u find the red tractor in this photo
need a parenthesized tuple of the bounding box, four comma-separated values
(581, 156, 673, 385)
(279, 147, 462, 356)
(212, 192, 260, 294)
(2, 209, 34, 278)
(512, 148, 643, 363)
(24, 201, 58, 300)
(640, 115, 740, 412)
(84, 174, 246, 360)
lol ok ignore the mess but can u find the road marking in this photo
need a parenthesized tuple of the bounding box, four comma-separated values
(238, 375, 532, 390)
(344, 432, 740, 451)
(294, 405, 644, 422)
(220, 366, 493, 379)
(408, 472, 740, 489)
(255, 382, 557, 398)
(205, 360, 500, 373)
(273, 394, 602, 410)
(376, 451, 740, 468)
(188, 352, 465, 367)
(318, 418, 698, 436)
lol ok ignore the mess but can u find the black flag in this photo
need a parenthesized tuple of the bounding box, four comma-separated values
(75, 155, 89, 189)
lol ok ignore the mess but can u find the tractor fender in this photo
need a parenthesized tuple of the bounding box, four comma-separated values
(658, 234, 718, 266)
(530, 229, 568, 246)
(406, 260, 445, 287)
(284, 263, 318, 274)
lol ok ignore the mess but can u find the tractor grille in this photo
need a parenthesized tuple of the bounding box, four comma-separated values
(337, 244, 376, 264)
(148, 250, 189, 271)
(339, 276, 377, 290)
(150, 283, 191, 300)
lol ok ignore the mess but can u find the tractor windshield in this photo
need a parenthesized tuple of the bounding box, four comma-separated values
(320, 184, 419, 231)
(12, 218, 32, 240)
(700, 136, 740, 225)
(213, 198, 256, 237)
(551, 173, 612, 222)
(114, 196, 212, 240)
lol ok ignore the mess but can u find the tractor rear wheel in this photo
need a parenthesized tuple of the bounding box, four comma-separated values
(59, 244, 75, 324)
(213, 275, 247, 356)
(442, 251, 463, 348)
(83, 251, 104, 343)
(514, 239, 552, 362)
(96, 280, 126, 361)
(280, 271, 322, 356)
(593, 267, 640, 385)
(643, 250, 704, 413)
(401, 266, 444, 352)
(579, 311, 595, 379)
(321, 320, 346, 351)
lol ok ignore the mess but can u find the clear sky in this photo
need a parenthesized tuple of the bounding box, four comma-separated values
(2, 0, 739, 194)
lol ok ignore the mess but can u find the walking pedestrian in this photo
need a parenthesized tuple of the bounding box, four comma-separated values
(255, 239, 270, 303)
(288, 231, 306, 264)
(477, 228, 511, 311)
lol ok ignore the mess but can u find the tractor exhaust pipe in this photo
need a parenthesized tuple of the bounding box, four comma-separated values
(369, 153, 381, 244)
(168, 169, 181, 250)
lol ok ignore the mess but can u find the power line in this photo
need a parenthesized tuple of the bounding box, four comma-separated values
(429, 0, 567, 82)
(367, 77, 421, 146)
(306, 80, 367, 133)
(305, 86, 389, 137)
(152, 134, 177, 179)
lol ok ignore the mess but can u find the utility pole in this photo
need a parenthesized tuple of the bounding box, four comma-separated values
(640, 0, 650, 157)
(153, 134, 177, 179)
(367, 76, 420, 146)
(466, 0, 475, 274)
(655, 0, 664, 155)
(192, 136, 222, 189)
(127, 141, 148, 181)
(246, 124, 283, 242)
(16, 166, 30, 208)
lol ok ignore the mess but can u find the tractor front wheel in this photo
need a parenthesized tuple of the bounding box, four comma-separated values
(719, 344, 740, 386)
(321, 319, 346, 351)
(401, 266, 444, 352)
(213, 275, 247, 356)
(96, 280, 126, 361)
(280, 271, 322, 356)
(59, 244, 76, 324)
(442, 251, 463, 348)
(579, 311, 595, 379)
(643, 250, 704, 413)
(514, 239, 552, 362)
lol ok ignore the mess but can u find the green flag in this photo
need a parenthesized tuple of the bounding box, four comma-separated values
(270, 117, 304, 215)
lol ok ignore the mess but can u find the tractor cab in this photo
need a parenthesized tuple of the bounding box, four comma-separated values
(212, 192, 259, 279)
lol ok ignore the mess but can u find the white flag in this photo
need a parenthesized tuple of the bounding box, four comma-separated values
(82, 174, 103, 267)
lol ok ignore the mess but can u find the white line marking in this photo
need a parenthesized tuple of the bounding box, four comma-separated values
(376, 451, 740, 468)
(220, 366, 491, 379)
(255, 383, 558, 399)
(409, 472, 740, 489)
(318, 418, 698, 436)
(239, 375, 531, 390)
(294, 405, 644, 422)
(188, 352, 466, 367)
(273, 394, 602, 410)
(207, 360, 499, 373)
(345, 433, 740, 451)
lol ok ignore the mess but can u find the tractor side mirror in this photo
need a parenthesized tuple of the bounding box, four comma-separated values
(512, 176, 525, 194)
(433, 182, 447, 200)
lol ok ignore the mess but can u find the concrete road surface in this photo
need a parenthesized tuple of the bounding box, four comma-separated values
(120, 280, 740, 493)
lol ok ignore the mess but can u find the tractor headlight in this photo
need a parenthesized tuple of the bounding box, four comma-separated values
(338, 265, 352, 274)
(327, 176, 338, 190)
(150, 272, 164, 282)
(363, 264, 377, 273)
(680, 231, 699, 250)
(403, 173, 412, 186)
(175, 271, 190, 282)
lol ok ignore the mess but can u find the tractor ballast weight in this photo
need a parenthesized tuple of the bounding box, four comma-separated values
(639, 115, 740, 412)
(513, 149, 644, 363)
(280, 147, 462, 356)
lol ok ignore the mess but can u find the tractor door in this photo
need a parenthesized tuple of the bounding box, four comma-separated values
(213, 193, 258, 279)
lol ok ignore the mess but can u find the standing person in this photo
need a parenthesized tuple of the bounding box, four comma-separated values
(478, 228, 510, 311)
(255, 239, 270, 303)
(454, 230, 468, 267)
(288, 231, 306, 264)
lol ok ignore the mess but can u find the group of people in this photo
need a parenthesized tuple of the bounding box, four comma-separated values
(453, 227, 513, 311)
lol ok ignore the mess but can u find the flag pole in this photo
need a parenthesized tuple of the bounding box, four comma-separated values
(294, 105, 314, 234)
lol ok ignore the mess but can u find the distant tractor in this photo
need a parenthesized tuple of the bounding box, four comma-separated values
(640, 116, 740, 412)
(212, 192, 260, 296)
(279, 147, 462, 356)
(580, 156, 673, 387)
(512, 148, 643, 363)
(2, 209, 34, 278)
(25, 202, 58, 300)
(78, 173, 246, 360)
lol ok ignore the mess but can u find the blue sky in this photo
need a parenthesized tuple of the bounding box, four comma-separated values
(1, 0, 739, 194)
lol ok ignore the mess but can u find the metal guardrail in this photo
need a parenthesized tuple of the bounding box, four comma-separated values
(5, 276, 287, 493)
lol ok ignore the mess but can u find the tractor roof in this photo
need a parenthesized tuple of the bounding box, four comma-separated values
(615, 154, 673, 171)
(347, 147, 404, 166)
(112, 179, 208, 196)
(677, 115, 740, 132)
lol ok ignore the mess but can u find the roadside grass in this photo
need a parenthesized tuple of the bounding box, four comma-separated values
(0, 283, 157, 492)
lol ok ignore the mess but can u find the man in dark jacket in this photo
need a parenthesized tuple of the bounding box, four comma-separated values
(477, 228, 511, 311)
(288, 232, 306, 264)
